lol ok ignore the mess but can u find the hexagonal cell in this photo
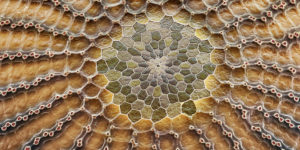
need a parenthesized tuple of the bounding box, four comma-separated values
(204, 75, 220, 91)
(154, 117, 172, 133)
(69, 37, 90, 52)
(137, 90, 147, 100)
(97, 60, 108, 73)
(106, 57, 119, 69)
(167, 102, 181, 118)
(195, 27, 211, 40)
(69, 18, 85, 34)
(112, 41, 127, 51)
(192, 89, 210, 100)
(122, 69, 134, 76)
(85, 99, 102, 114)
(136, 13, 149, 24)
(173, 9, 191, 25)
(99, 89, 113, 104)
(203, 63, 216, 74)
(141, 106, 153, 119)
(208, 34, 226, 48)
(160, 16, 174, 28)
(112, 114, 132, 128)
(114, 62, 127, 72)
(159, 134, 177, 149)
(206, 11, 224, 32)
(151, 98, 160, 110)
(152, 108, 167, 122)
(132, 33, 142, 42)
(81, 61, 96, 76)
(83, 83, 100, 97)
(133, 119, 152, 131)
(93, 74, 109, 87)
(130, 79, 141, 87)
(133, 22, 146, 33)
(121, 85, 132, 95)
(127, 0, 146, 12)
(104, 104, 120, 119)
(146, 4, 165, 21)
(224, 27, 240, 45)
(168, 94, 178, 103)
(86, 2, 104, 17)
(106, 70, 121, 81)
(68, 73, 87, 89)
(178, 92, 190, 102)
(172, 114, 192, 133)
(120, 13, 136, 26)
(168, 84, 178, 94)
(109, 23, 123, 40)
(106, 81, 122, 93)
(182, 100, 196, 115)
(128, 110, 141, 122)
(162, 0, 182, 16)
(132, 100, 144, 110)
(113, 93, 126, 104)
(117, 51, 132, 61)
(189, 14, 206, 29)
(120, 102, 131, 114)
(151, 31, 161, 41)
(177, 53, 188, 62)
(95, 35, 112, 48)
(85, 16, 113, 36)
(126, 94, 138, 103)
(184, 74, 195, 83)
(86, 47, 101, 59)
(106, 5, 125, 21)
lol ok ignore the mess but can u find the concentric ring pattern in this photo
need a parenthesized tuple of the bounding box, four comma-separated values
(1, 0, 300, 150)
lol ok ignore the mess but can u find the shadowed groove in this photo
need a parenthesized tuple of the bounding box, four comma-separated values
(84, 116, 110, 150)
(0, 54, 83, 87)
(193, 112, 232, 150)
(216, 102, 272, 150)
(0, 95, 82, 150)
(0, 74, 86, 122)
(0, 0, 87, 35)
(40, 111, 91, 150)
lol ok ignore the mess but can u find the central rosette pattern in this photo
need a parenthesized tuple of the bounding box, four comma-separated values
(98, 16, 215, 122)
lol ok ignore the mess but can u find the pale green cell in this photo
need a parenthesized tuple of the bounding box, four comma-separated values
(197, 53, 210, 64)
(132, 100, 145, 110)
(123, 26, 135, 37)
(133, 42, 145, 51)
(153, 86, 162, 97)
(127, 61, 138, 69)
(130, 80, 141, 87)
(167, 102, 181, 118)
(165, 37, 173, 47)
(193, 79, 205, 89)
(180, 62, 191, 69)
(113, 93, 126, 104)
(174, 73, 184, 81)
(117, 51, 132, 61)
(102, 47, 117, 59)
(106, 70, 121, 81)
(141, 106, 153, 119)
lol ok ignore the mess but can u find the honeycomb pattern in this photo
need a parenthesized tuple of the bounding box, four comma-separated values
(98, 16, 215, 122)
(1, 0, 300, 150)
